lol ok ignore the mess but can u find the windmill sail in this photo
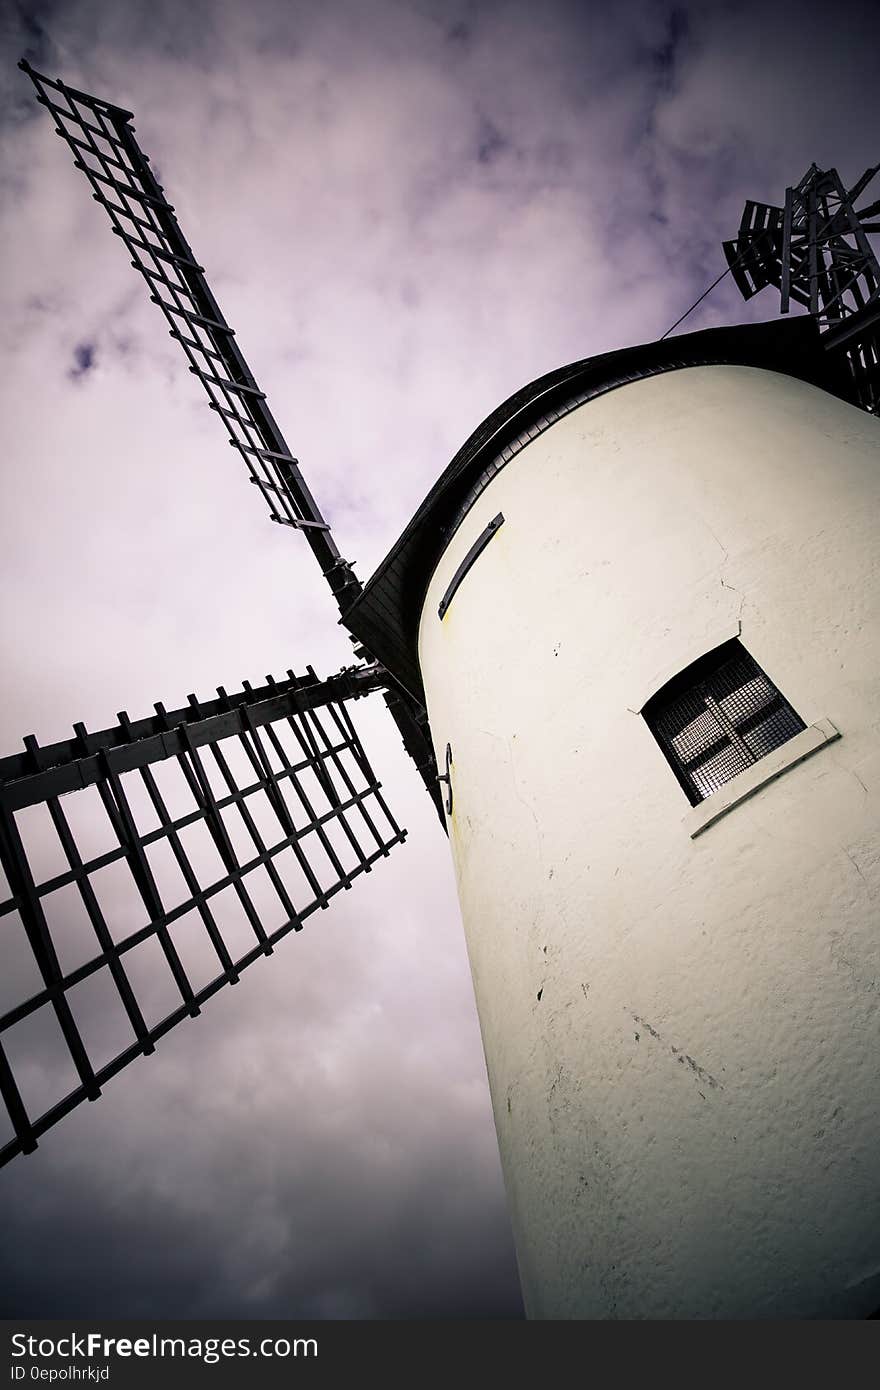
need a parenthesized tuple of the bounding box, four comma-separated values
(19, 60, 358, 610)
(0, 666, 405, 1169)
(723, 162, 880, 413)
(19, 60, 444, 816)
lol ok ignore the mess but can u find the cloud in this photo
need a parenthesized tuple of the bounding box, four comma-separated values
(67, 338, 95, 379)
(0, 0, 877, 1321)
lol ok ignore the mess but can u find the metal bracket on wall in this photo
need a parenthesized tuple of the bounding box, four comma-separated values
(436, 743, 454, 814)
(438, 514, 505, 620)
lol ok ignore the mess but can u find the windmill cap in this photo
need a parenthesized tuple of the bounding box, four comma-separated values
(343, 316, 850, 705)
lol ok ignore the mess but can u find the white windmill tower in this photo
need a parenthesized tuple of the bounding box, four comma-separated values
(4, 63, 880, 1319)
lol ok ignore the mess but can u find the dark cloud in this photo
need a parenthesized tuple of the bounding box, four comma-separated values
(14, 9, 48, 67)
(476, 117, 508, 168)
(9, 3, 59, 74)
(650, 5, 689, 88)
(68, 339, 95, 379)
(446, 21, 471, 47)
(0, 0, 878, 1322)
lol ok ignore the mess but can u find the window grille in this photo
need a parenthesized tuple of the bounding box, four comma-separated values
(642, 640, 805, 806)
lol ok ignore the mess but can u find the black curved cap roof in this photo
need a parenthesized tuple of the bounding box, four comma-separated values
(343, 316, 852, 703)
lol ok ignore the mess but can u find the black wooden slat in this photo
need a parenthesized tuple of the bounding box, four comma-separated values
(152, 701, 273, 957)
(46, 794, 154, 1056)
(0, 805, 101, 1101)
(0, 1041, 37, 1154)
(95, 744, 201, 1019)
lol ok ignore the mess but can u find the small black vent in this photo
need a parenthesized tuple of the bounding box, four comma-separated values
(643, 639, 806, 806)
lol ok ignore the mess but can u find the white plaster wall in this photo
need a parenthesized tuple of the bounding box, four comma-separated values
(417, 365, 880, 1319)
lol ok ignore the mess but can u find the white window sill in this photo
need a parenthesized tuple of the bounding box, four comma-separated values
(684, 717, 842, 839)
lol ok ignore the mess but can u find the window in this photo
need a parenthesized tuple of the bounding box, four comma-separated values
(642, 639, 806, 806)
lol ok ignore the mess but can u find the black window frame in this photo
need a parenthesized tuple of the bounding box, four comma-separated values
(642, 639, 806, 807)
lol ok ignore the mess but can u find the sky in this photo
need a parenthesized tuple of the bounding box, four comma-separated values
(0, 0, 878, 1321)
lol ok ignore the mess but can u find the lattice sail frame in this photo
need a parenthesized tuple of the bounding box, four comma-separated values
(723, 162, 880, 413)
(19, 60, 359, 609)
(0, 667, 404, 1169)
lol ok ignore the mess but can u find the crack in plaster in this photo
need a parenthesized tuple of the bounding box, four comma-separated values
(630, 1012, 724, 1091)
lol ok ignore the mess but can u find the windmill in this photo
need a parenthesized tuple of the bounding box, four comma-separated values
(4, 61, 880, 1319)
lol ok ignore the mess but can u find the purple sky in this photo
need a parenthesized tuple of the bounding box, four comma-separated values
(1, 0, 878, 1319)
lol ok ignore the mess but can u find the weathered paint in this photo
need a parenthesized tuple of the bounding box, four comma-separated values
(417, 364, 880, 1318)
